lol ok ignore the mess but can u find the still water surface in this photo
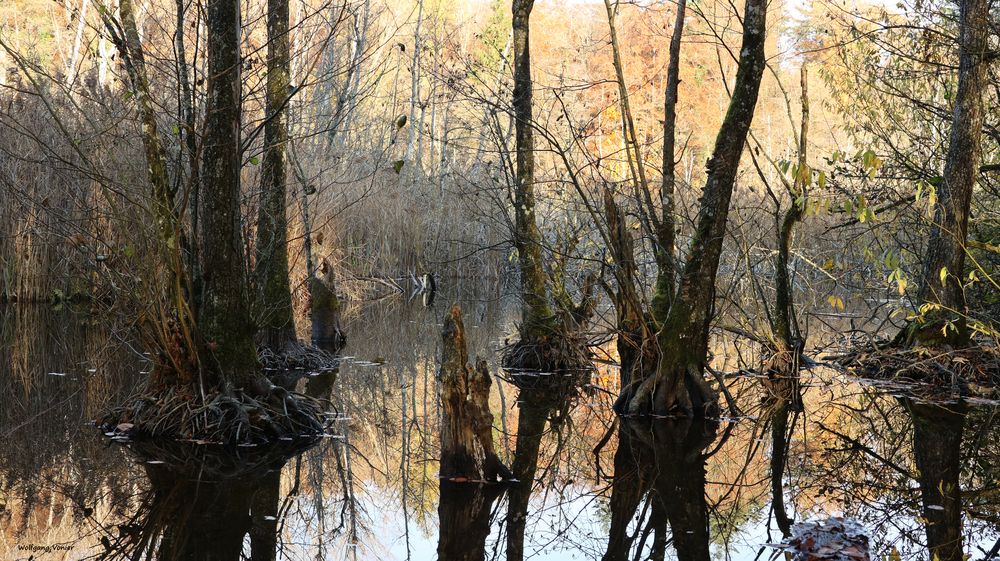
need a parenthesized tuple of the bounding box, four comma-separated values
(1, 296, 998, 560)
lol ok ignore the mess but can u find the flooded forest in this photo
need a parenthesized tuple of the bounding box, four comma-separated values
(1, 0, 999, 559)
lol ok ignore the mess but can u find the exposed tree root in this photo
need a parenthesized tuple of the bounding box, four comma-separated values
(838, 344, 1000, 400)
(500, 329, 593, 388)
(615, 362, 720, 418)
(257, 339, 340, 374)
(98, 384, 334, 446)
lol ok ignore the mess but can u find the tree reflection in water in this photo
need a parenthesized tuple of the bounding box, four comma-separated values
(94, 442, 308, 561)
(603, 417, 720, 561)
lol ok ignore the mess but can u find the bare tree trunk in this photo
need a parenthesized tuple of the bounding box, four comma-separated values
(65, 0, 90, 90)
(617, 0, 767, 417)
(200, 0, 259, 386)
(256, 0, 296, 348)
(765, 65, 808, 410)
(403, 0, 423, 165)
(907, 0, 990, 346)
(654, 0, 685, 317)
(511, 0, 552, 342)
(175, 0, 201, 289)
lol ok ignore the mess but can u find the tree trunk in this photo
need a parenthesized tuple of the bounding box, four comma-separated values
(439, 305, 511, 482)
(200, 0, 260, 386)
(769, 401, 793, 536)
(908, 0, 990, 346)
(256, 0, 296, 349)
(511, 0, 553, 342)
(617, 0, 767, 417)
(653, 0, 685, 318)
(765, 65, 808, 410)
(107, 0, 196, 384)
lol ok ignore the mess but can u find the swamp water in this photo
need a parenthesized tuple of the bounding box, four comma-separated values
(2, 297, 999, 560)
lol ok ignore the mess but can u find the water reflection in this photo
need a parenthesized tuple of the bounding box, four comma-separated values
(908, 401, 965, 561)
(3, 300, 1000, 560)
(97, 443, 299, 561)
(604, 417, 718, 561)
(437, 481, 507, 561)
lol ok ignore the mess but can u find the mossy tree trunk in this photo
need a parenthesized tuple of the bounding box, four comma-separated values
(906, 0, 990, 346)
(511, 0, 553, 342)
(255, 0, 296, 349)
(104, 0, 196, 384)
(617, 0, 767, 417)
(200, 0, 261, 387)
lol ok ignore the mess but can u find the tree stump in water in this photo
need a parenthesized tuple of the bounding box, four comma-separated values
(439, 305, 512, 482)
(309, 260, 345, 350)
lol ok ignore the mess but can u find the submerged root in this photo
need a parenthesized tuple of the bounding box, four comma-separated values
(98, 385, 334, 446)
(839, 344, 1000, 400)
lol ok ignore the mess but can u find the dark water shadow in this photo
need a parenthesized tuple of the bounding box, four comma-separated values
(603, 417, 720, 561)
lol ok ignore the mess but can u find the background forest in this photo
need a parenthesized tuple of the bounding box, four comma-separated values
(1, 0, 996, 349)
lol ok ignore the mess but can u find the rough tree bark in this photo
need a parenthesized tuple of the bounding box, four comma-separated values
(200, 0, 260, 386)
(256, 0, 296, 348)
(510, 0, 553, 342)
(616, 0, 768, 417)
(438, 305, 511, 482)
(906, 0, 990, 346)
(104, 0, 197, 383)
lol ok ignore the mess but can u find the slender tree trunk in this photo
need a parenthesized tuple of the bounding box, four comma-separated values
(404, 0, 423, 164)
(176, 0, 201, 292)
(766, 65, 808, 409)
(109, 0, 197, 383)
(618, 0, 767, 417)
(201, 0, 259, 386)
(256, 0, 296, 348)
(511, 0, 552, 341)
(769, 402, 792, 536)
(908, 0, 990, 345)
(653, 0, 685, 317)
